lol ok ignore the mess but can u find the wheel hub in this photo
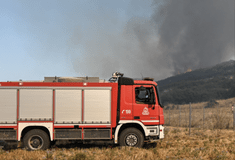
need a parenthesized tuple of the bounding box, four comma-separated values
(32, 139, 40, 147)
(126, 134, 138, 146)
(29, 136, 43, 150)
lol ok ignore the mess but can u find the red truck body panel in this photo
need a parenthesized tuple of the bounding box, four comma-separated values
(0, 77, 164, 147)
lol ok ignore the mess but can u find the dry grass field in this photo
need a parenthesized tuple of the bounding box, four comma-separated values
(0, 98, 235, 160)
(0, 127, 235, 160)
(164, 97, 235, 129)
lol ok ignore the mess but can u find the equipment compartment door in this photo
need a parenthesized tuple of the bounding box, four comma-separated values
(55, 89, 82, 124)
(84, 88, 111, 124)
(19, 89, 53, 121)
(0, 89, 17, 124)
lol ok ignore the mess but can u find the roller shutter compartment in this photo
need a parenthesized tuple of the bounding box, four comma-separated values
(19, 89, 53, 121)
(84, 89, 111, 124)
(0, 89, 17, 124)
(55, 89, 82, 123)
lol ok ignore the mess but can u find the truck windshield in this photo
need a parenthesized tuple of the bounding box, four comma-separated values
(155, 86, 164, 108)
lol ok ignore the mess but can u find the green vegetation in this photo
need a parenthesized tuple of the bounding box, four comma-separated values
(157, 60, 235, 104)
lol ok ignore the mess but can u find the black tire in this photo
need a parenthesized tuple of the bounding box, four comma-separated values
(23, 129, 50, 151)
(119, 128, 144, 148)
(51, 140, 56, 147)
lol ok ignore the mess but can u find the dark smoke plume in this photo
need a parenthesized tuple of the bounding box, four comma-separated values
(153, 0, 235, 75)
(71, 0, 234, 80)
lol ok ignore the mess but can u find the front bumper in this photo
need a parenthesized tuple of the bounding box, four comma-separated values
(145, 136, 159, 143)
(145, 125, 164, 139)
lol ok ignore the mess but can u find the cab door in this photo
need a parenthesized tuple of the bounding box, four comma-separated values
(119, 85, 133, 121)
(132, 85, 159, 125)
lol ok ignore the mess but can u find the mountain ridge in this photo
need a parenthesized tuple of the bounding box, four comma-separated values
(157, 60, 235, 87)
(157, 60, 235, 104)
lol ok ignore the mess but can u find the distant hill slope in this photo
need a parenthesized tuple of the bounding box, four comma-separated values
(157, 60, 235, 104)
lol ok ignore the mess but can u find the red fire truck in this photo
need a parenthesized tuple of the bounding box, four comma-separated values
(0, 72, 164, 150)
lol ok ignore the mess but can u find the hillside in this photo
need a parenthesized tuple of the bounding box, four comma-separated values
(157, 60, 235, 104)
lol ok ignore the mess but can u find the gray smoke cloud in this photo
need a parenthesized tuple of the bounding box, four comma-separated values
(70, 0, 234, 80)
(152, 0, 235, 75)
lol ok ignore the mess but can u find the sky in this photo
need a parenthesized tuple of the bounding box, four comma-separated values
(0, 0, 234, 81)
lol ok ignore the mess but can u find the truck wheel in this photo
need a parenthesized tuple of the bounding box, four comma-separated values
(119, 128, 144, 148)
(23, 129, 50, 151)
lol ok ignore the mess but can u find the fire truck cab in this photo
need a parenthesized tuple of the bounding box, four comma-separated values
(115, 75, 164, 147)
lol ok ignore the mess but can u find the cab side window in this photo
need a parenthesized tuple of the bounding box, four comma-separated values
(135, 87, 155, 104)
